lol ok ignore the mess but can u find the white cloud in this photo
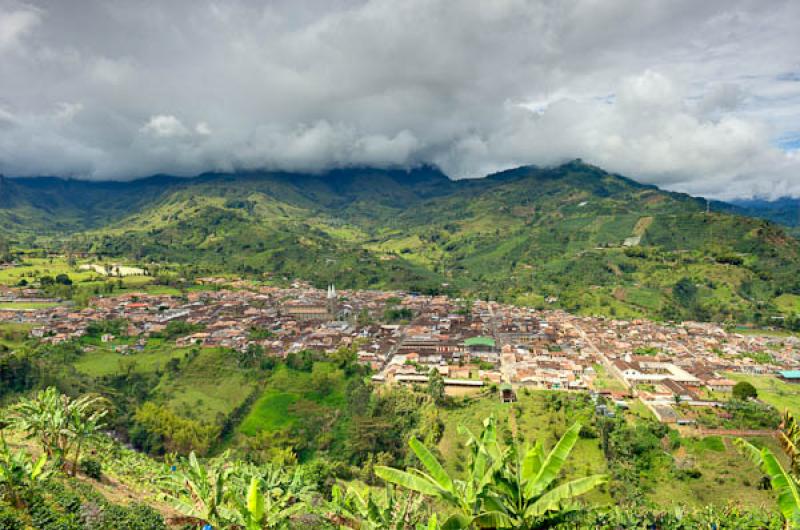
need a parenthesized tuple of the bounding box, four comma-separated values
(53, 101, 83, 122)
(140, 115, 190, 138)
(0, 0, 798, 198)
(195, 121, 212, 135)
(0, 3, 40, 51)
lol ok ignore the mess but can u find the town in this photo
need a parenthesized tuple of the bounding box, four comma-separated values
(2, 278, 798, 428)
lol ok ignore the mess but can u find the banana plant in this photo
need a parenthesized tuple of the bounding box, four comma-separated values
(172, 451, 233, 528)
(232, 476, 267, 530)
(244, 479, 306, 529)
(735, 438, 800, 528)
(328, 483, 429, 529)
(376, 416, 511, 529)
(779, 411, 800, 476)
(0, 439, 48, 509)
(9, 387, 109, 474)
(486, 422, 607, 528)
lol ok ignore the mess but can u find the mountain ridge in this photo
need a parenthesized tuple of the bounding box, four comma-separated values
(2, 161, 799, 324)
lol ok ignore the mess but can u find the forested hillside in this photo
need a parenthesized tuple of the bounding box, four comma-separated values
(2, 161, 800, 325)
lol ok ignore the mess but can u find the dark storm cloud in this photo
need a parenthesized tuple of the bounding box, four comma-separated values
(0, 0, 799, 198)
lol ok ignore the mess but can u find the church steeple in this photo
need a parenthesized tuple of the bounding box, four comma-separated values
(326, 284, 338, 319)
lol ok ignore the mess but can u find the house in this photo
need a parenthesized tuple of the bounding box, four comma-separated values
(464, 336, 496, 354)
(778, 370, 800, 383)
(706, 378, 736, 392)
(500, 383, 516, 403)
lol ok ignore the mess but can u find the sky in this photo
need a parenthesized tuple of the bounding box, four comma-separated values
(0, 0, 799, 199)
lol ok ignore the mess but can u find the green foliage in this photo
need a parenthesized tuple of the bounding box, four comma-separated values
(733, 381, 758, 401)
(427, 369, 446, 406)
(0, 504, 24, 530)
(170, 451, 312, 529)
(0, 440, 48, 508)
(8, 387, 109, 475)
(131, 402, 220, 455)
(160, 320, 204, 340)
(329, 484, 433, 529)
(554, 504, 783, 529)
(19, 479, 165, 530)
(78, 458, 102, 480)
(0, 352, 37, 400)
(384, 307, 414, 322)
(85, 318, 128, 338)
(736, 438, 800, 526)
(377, 416, 606, 529)
(5, 162, 799, 324)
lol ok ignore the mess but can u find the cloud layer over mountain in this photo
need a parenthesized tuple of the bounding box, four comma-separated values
(0, 0, 799, 198)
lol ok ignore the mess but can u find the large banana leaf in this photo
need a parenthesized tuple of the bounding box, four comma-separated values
(245, 477, 265, 530)
(736, 438, 800, 525)
(410, 437, 454, 492)
(524, 422, 580, 500)
(780, 411, 800, 476)
(521, 441, 544, 483)
(472, 509, 513, 528)
(524, 474, 607, 518)
(375, 466, 443, 497)
(441, 513, 472, 530)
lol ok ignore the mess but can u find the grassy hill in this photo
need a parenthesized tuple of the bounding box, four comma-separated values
(2, 161, 799, 324)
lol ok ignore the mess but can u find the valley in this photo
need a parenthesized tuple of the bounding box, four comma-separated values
(2, 164, 800, 528)
(0, 269, 797, 527)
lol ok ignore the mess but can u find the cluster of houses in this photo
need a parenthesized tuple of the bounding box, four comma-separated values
(2, 279, 800, 423)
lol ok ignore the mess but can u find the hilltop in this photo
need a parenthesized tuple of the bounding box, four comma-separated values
(1, 161, 799, 325)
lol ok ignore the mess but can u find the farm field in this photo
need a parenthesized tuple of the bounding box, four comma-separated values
(73, 339, 194, 377)
(238, 363, 347, 436)
(0, 322, 33, 348)
(0, 301, 61, 310)
(0, 258, 103, 285)
(726, 372, 800, 417)
(646, 435, 778, 509)
(153, 347, 259, 422)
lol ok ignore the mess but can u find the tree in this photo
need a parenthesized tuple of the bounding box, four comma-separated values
(780, 411, 800, 476)
(330, 345, 358, 373)
(230, 472, 307, 530)
(133, 402, 219, 455)
(733, 381, 758, 401)
(68, 398, 108, 477)
(9, 387, 109, 475)
(311, 370, 336, 397)
(238, 343, 264, 368)
(427, 368, 445, 405)
(172, 453, 310, 529)
(673, 277, 697, 308)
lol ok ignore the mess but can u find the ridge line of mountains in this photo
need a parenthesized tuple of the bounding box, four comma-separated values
(1, 160, 799, 324)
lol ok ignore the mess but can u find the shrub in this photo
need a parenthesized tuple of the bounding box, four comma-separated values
(79, 458, 102, 480)
(0, 505, 24, 530)
(101, 503, 166, 530)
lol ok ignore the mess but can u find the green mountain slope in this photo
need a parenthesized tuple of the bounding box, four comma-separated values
(2, 162, 799, 323)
